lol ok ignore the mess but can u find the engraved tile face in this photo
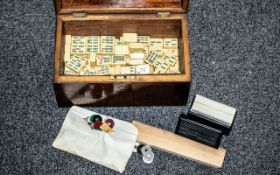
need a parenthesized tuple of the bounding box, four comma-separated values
(162, 54, 177, 66)
(101, 36, 115, 45)
(71, 36, 86, 54)
(85, 68, 97, 75)
(136, 65, 152, 74)
(112, 55, 126, 65)
(121, 66, 136, 75)
(144, 51, 159, 65)
(96, 55, 112, 65)
(149, 46, 163, 56)
(150, 38, 163, 47)
(66, 55, 88, 72)
(169, 61, 180, 74)
(100, 45, 115, 54)
(64, 67, 78, 75)
(138, 36, 150, 45)
(153, 58, 169, 72)
(163, 38, 178, 48)
(96, 65, 111, 75)
(167, 48, 179, 56)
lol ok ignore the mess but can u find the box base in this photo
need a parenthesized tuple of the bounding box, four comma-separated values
(54, 82, 190, 107)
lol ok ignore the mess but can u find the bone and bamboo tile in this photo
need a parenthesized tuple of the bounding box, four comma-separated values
(71, 36, 86, 54)
(163, 38, 178, 48)
(65, 33, 180, 76)
(122, 33, 138, 43)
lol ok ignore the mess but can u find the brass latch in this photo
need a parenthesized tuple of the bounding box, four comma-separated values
(157, 12, 171, 17)
(72, 12, 87, 18)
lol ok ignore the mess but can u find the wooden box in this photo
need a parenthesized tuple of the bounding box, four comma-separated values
(53, 0, 191, 107)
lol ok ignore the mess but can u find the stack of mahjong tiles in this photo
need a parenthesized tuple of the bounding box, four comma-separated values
(63, 33, 180, 76)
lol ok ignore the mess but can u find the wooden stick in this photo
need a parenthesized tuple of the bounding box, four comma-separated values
(133, 121, 226, 168)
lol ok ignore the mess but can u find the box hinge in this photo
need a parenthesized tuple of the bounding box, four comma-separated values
(157, 12, 171, 17)
(72, 12, 87, 18)
(110, 75, 135, 80)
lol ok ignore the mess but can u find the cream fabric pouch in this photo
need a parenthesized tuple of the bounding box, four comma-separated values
(52, 106, 138, 173)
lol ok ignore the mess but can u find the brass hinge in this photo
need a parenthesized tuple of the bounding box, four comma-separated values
(72, 12, 87, 18)
(110, 75, 135, 80)
(157, 12, 171, 17)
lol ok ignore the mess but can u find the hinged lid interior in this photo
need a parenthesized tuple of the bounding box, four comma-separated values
(54, 0, 189, 14)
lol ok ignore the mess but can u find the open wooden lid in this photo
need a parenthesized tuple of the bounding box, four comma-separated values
(54, 0, 189, 14)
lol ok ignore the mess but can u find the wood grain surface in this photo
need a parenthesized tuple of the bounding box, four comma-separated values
(54, 0, 189, 13)
(133, 121, 226, 168)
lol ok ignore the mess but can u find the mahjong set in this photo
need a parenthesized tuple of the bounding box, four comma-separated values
(53, 0, 191, 106)
(52, 0, 237, 170)
(63, 34, 180, 76)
